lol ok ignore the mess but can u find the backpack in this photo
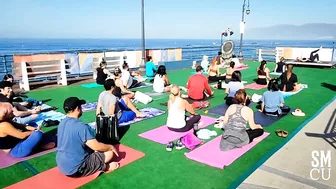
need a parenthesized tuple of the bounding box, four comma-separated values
(192, 101, 210, 109)
(181, 132, 203, 150)
(95, 110, 120, 144)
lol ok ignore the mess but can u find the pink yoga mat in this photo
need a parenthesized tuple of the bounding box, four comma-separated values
(5, 144, 145, 189)
(139, 115, 216, 144)
(235, 66, 248, 71)
(0, 148, 56, 169)
(185, 132, 270, 169)
(244, 83, 267, 90)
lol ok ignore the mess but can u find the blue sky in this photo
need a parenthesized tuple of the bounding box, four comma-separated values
(0, 0, 335, 39)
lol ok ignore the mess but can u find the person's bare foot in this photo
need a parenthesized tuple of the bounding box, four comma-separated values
(107, 162, 119, 172)
(40, 142, 56, 150)
(136, 112, 146, 118)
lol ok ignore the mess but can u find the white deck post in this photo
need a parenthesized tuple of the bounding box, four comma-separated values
(20, 61, 30, 91)
(59, 59, 68, 86)
(258, 49, 262, 62)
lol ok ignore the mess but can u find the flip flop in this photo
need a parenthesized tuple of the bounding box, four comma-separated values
(292, 109, 305, 116)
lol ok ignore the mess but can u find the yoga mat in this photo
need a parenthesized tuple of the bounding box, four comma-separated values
(208, 102, 255, 116)
(244, 83, 267, 90)
(235, 66, 249, 71)
(139, 115, 216, 144)
(270, 72, 282, 76)
(5, 144, 145, 189)
(184, 132, 270, 169)
(82, 102, 98, 112)
(131, 82, 153, 89)
(0, 148, 56, 169)
(89, 107, 165, 127)
(254, 110, 292, 127)
(143, 91, 166, 97)
(35, 111, 66, 126)
(281, 88, 304, 98)
(81, 83, 103, 88)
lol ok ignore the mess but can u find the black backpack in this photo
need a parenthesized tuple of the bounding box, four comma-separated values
(95, 109, 120, 144)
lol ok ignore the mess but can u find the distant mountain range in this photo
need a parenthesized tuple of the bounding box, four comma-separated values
(245, 23, 336, 40)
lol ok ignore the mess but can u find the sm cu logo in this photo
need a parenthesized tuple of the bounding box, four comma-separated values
(310, 150, 332, 181)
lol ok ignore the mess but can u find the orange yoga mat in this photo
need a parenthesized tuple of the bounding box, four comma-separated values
(5, 144, 145, 189)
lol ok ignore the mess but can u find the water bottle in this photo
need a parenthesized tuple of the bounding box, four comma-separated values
(217, 80, 222, 89)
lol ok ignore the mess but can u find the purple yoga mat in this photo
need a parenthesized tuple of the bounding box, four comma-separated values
(0, 148, 56, 169)
(184, 132, 270, 169)
(139, 115, 216, 144)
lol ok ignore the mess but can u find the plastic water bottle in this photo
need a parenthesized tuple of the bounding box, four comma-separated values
(217, 80, 222, 89)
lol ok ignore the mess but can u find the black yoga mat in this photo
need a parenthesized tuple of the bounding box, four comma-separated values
(208, 102, 255, 116)
(254, 109, 293, 127)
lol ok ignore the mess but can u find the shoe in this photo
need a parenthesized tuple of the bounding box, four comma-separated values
(42, 120, 60, 127)
(166, 142, 174, 152)
(175, 139, 185, 150)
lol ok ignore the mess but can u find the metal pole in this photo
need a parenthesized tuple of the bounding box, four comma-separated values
(238, 0, 246, 59)
(141, 0, 146, 67)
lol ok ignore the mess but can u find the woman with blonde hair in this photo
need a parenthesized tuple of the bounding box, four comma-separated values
(208, 58, 226, 82)
(165, 85, 201, 151)
(219, 89, 263, 151)
(0, 103, 56, 158)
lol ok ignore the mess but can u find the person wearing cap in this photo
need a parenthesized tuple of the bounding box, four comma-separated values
(0, 102, 56, 158)
(57, 97, 119, 177)
(120, 63, 145, 89)
(96, 79, 145, 124)
(0, 81, 40, 125)
(186, 66, 214, 101)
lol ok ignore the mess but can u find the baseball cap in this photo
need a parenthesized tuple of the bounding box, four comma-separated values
(0, 81, 13, 89)
(63, 97, 86, 113)
(196, 65, 204, 72)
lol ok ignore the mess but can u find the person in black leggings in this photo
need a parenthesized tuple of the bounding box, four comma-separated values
(296, 46, 322, 63)
(168, 115, 201, 132)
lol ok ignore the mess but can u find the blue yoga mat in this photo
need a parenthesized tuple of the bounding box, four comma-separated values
(82, 102, 98, 112)
(35, 111, 66, 126)
(81, 83, 103, 88)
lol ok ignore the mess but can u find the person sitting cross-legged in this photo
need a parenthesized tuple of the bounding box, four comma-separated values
(259, 79, 291, 116)
(219, 89, 264, 151)
(0, 102, 56, 158)
(96, 79, 145, 124)
(187, 65, 214, 101)
(56, 97, 120, 177)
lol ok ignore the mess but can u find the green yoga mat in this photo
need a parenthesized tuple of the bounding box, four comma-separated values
(81, 83, 103, 88)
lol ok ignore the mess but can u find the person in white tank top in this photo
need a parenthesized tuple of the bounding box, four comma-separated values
(166, 85, 201, 132)
(153, 65, 172, 93)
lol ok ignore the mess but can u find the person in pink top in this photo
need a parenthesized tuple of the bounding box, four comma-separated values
(187, 66, 214, 100)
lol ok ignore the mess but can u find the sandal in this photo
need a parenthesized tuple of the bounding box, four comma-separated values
(282, 131, 289, 138)
(275, 130, 283, 137)
(292, 109, 305, 117)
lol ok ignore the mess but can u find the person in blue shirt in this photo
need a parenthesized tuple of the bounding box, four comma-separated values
(259, 79, 290, 116)
(56, 97, 119, 177)
(145, 56, 158, 77)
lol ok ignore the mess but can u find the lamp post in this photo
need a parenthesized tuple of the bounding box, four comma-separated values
(238, 0, 250, 59)
(141, 0, 146, 68)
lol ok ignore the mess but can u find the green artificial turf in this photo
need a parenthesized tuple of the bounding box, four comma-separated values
(1, 61, 335, 189)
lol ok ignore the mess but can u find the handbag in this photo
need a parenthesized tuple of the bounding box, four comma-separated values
(96, 110, 120, 143)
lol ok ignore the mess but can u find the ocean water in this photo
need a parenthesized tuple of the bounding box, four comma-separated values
(0, 39, 334, 61)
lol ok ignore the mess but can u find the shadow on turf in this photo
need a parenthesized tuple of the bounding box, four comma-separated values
(321, 82, 336, 92)
(305, 109, 336, 149)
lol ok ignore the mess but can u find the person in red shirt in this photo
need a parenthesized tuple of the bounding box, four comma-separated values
(187, 66, 214, 100)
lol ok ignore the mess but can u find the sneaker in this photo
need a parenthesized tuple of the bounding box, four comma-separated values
(175, 139, 185, 150)
(166, 142, 174, 152)
(42, 120, 60, 127)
